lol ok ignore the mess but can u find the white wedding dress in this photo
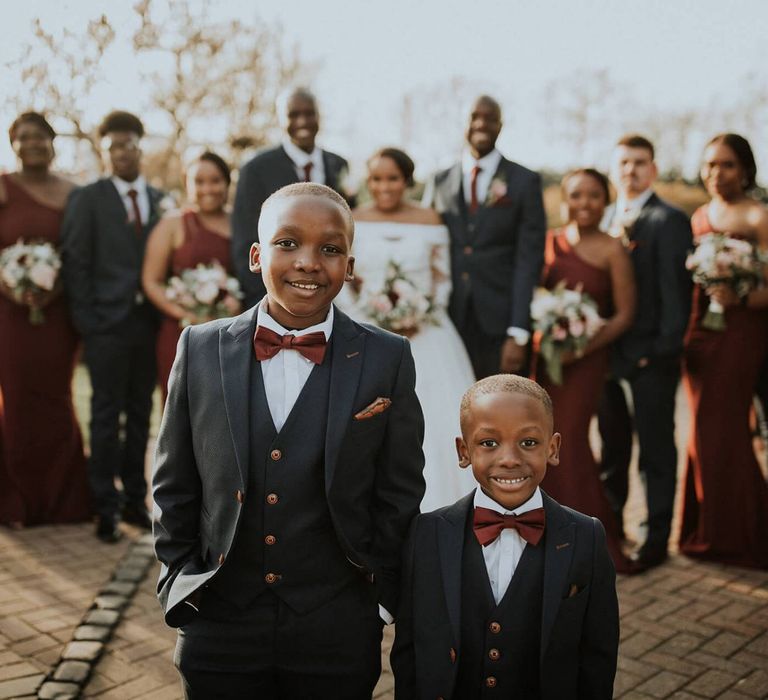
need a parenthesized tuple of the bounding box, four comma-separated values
(337, 221, 477, 512)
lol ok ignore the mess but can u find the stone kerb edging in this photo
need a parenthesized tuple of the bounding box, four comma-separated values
(36, 534, 156, 700)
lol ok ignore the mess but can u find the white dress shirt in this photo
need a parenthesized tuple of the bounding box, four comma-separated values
(111, 174, 150, 225)
(604, 187, 654, 232)
(474, 486, 544, 604)
(461, 148, 502, 207)
(257, 301, 334, 432)
(282, 137, 326, 185)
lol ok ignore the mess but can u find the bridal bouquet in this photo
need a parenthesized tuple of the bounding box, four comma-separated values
(0, 239, 61, 324)
(685, 233, 766, 331)
(362, 261, 437, 336)
(530, 282, 605, 385)
(165, 261, 243, 327)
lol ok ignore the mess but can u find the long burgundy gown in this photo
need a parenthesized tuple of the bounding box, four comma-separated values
(155, 210, 232, 400)
(0, 174, 90, 526)
(533, 230, 633, 573)
(680, 206, 768, 568)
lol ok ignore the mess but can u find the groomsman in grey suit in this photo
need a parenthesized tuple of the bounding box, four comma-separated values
(423, 95, 546, 378)
(231, 88, 352, 307)
(598, 134, 692, 570)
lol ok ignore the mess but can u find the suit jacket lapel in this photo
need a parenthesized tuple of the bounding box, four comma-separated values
(147, 186, 163, 229)
(219, 308, 257, 486)
(322, 151, 341, 190)
(324, 307, 365, 492)
(277, 146, 304, 185)
(540, 492, 575, 661)
(438, 493, 473, 647)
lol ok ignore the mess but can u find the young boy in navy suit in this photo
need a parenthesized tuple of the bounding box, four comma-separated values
(392, 375, 618, 699)
(152, 183, 425, 698)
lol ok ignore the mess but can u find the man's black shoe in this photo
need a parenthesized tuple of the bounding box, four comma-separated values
(121, 502, 152, 530)
(630, 544, 668, 571)
(96, 516, 122, 544)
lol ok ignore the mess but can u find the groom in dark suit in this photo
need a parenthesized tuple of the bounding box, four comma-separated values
(231, 87, 352, 308)
(597, 134, 692, 569)
(153, 183, 425, 698)
(423, 95, 546, 378)
(62, 110, 164, 542)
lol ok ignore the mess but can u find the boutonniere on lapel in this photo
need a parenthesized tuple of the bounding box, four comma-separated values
(156, 193, 179, 219)
(337, 166, 357, 205)
(608, 207, 641, 250)
(485, 174, 509, 207)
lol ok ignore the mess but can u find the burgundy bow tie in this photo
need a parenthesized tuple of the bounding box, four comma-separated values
(473, 506, 546, 547)
(253, 326, 327, 364)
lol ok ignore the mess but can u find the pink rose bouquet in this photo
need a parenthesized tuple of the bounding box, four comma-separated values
(530, 281, 604, 385)
(165, 261, 243, 328)
(0, 239, 61, 324)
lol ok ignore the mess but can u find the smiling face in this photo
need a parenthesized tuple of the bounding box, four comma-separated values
(611, 145, 656, 198)
(11, 120, 54, 170)
(102, 130, 142, 182)
(466, 97, 502, 159)
(284, 94, 319, 154)
(250, 195, 354, 328)
(701, 141, 745, 201)
(187, 160, 228, 214)
(456, 391, 560, 510)
(564, 172, 608, 229)
(367, 155, 408, 212)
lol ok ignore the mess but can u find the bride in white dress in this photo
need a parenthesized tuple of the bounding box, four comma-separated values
(337, 148, 476, 511)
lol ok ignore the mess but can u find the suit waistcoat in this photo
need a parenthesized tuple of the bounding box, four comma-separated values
(455, 516, 543, 699)
(209, 345, 356, 611)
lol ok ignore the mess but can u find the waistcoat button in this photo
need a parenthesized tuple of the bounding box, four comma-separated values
(264, 572, 281, 584)
(265, 535, 276, 545)
(488, 648, 500, 661)
(266, 493, 279, 505)
(485, 676, 497, 688)
(489, 621, 501, 633)
(270, 449, 282, 461)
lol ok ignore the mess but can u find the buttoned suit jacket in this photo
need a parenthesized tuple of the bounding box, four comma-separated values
(391, 491, 619, 700)
(423, 157, 546, 336)
(606, 193, 693, 378)
(231, 145, 351, 307)
(152, 305, 425, 628)
(61, 178, 164, 336)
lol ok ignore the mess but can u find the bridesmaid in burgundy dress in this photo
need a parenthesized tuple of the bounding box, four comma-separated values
(533, 169, 638, 573)
(0, 112, 90, 527)
(681, 134, 768, 569)
(142, 152, 240, 401)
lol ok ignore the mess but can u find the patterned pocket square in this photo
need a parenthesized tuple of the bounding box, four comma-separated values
(354, 397, 391, 421)
(567, 583, 581, 598)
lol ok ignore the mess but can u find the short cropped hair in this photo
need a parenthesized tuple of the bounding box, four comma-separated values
(9, 112, 56, 143)
(368, 147, 415, 187)
(98, 110, 145, 138)
(561, 167, 611, 204)
(258, 182, 354, 242)
(460, 375, 553, 432)
(706, 133, 757, 191)
(276, 87, 318, 124)
(616, 133, 655, 160)
(192, 151, 231, 185)
(470, 94, 502, 120)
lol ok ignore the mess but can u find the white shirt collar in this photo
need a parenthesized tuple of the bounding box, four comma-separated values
(616, 187, 653, 213)
(111, 174, 147, 196)
(256, 298, 334, 341)
(461, 147, 502, 175)
(473, 485, 543, 516)
(282, 137, 322, 170)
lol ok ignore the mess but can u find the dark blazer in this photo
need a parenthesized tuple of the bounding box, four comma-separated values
(152, 305, 425, 627)
(61, 178, 164, 336)
(231, 145, 350, 306)
(424, 157, 546, 336)
(609, 193, 693, 378)
(391, 491, 619, 700)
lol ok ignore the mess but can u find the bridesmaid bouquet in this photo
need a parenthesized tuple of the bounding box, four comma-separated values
(530, 282, 605, 385)
(0, 239, 61, 324)
(165, 261, 243, 327)
(362, 261, 437, 336)
(685, 233, 766, 331)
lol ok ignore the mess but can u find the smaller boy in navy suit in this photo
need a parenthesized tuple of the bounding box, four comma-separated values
(392, 375, 619, 700)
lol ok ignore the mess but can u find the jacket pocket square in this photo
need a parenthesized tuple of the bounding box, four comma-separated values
(354, 397, 391, 420)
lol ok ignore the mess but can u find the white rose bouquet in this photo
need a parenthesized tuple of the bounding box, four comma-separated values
(531, 281, 605, 385)
(0, 240, 62, 324)
(362, 261, 437, 336)
(685, 233, 766, 331)
(164, 261, 243, 328)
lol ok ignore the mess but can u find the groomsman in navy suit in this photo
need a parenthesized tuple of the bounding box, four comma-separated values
(62, 111, 164, 542)
(598, 134, 693, 569)
(423, 95, 546, 378)
(231, 87, 352, 308)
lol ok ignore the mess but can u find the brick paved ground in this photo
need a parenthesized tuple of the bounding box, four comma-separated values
(0, 384, 766, 699)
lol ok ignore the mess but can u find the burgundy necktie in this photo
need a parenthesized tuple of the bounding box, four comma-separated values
(303, 162, 313, 182)
(473, 506, 546, 547)
(469, 165, 481, 214)
(127, 189, 143, 237)
(253, 325, 327, 365)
